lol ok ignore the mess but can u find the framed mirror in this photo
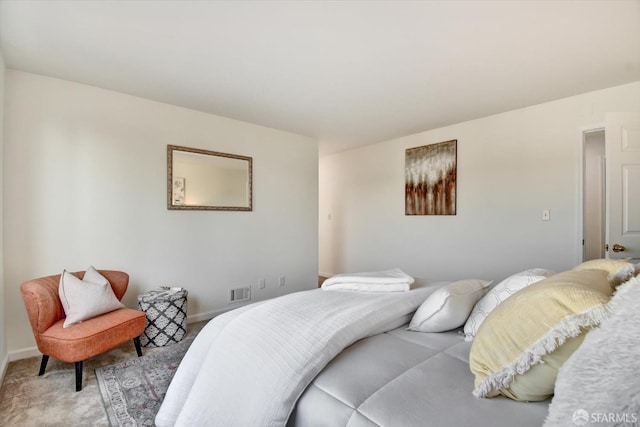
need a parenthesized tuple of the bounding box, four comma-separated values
(167, 145, 253, 211)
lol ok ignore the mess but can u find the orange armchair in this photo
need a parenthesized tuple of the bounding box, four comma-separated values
(20, 270, 146, 391)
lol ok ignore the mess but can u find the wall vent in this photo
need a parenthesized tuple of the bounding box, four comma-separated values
(230, 286, 251, 303)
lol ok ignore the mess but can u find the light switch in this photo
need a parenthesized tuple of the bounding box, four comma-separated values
(542, 209, 550, 221)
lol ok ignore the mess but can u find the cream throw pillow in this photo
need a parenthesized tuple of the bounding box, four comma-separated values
(544, 275, 640, 426)
(408, 279, 491, 333)
(572, 258, 638, 287)
(59, 267, 124, 328)
(463, 268, 554, 341)
(469, 269, 613, 401)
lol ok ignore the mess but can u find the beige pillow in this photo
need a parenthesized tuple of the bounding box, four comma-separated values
(59, 268, 124, 328)
(572, 258, 638, 287)
(470, 269, 613, 401)
(408, 279, 491, 333)
(501, 334, 586, 401)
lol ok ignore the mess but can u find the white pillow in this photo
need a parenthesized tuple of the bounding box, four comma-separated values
(463, 268, 554, 341)
(408, 279, 492, 333)
(84, 265, 111, 286)
(59, 267, 124, 328)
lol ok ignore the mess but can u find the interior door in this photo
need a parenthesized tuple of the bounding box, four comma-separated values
(605, 113, 640, 262)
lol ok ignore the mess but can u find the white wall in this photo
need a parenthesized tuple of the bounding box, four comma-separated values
(319, 82, 640, 282)
(4, 71, 318, 354)
(0, 51, 7, 377)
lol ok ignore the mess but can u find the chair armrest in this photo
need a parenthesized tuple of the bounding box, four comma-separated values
(21, 276, 65, 335)
(97, 270, 130, 301)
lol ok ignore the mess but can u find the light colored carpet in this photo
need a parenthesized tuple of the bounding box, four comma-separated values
(0, 321, 206, 427)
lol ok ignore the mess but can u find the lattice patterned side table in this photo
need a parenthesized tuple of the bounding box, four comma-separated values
(137, 287, 188, 347)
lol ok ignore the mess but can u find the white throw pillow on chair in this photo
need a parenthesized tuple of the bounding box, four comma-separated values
(59, 267, 124, 328)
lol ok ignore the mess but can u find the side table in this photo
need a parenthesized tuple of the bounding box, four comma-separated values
(137, 287, 188, 347)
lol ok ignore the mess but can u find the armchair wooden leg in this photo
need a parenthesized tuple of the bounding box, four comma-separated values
(75, 361, 83, 392)
(38, 355, 49, 376)
(133, 336, 143, 357)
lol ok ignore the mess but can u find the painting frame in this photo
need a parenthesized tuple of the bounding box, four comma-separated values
(405, 139, 457, 216)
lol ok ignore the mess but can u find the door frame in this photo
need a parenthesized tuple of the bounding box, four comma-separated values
(577, 123, 605, 264)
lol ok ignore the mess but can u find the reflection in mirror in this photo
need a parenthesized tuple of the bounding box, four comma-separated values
(167, 145, 252, 211)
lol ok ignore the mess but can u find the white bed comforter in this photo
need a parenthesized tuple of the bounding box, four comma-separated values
(155, 282, 440, 427)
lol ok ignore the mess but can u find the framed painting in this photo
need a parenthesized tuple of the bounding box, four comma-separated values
(172, 176, 185, 206)
(405, 139, 457, 215)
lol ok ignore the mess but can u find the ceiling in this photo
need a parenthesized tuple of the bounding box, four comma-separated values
(1, 1, 639, 155)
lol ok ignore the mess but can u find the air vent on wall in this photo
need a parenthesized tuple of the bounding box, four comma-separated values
(230, 286, 251, 303)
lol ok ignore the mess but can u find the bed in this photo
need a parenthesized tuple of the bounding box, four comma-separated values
(288, 327, 549, 427)
(155, 263, 640, 427)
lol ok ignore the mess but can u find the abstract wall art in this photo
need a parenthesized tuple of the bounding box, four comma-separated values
(405, 140, 457, 215)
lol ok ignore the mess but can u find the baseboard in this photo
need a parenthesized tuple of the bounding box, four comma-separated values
(186, 311, 217, 324)
(0, 352, 9, 387)
(8, 346, 40, 362)
(187, 303, 252, 324)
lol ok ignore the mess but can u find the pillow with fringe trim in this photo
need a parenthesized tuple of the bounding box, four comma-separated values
(572, 258, 638, 288)
(469, 269, 613, 402)
(544, 275, 640, 426)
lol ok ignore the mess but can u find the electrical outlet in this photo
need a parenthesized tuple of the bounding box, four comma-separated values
(542, 209, 550, 221)
(279, 276, 285, 286)
(259, 278, 266, 289)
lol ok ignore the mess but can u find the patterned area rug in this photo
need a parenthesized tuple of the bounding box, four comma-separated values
(95, 336, 194, 427)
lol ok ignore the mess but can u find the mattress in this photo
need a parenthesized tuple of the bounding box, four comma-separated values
(288, 327, 550, 427)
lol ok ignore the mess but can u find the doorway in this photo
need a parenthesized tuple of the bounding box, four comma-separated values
(582, 129, 605, 261)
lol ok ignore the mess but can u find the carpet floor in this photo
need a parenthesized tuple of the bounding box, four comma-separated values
(0, 321, 206, 427)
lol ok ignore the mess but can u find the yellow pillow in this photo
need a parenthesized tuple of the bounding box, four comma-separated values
(470, 269, 612, 401)
(500, 334, 585, 401)
(572, 258, 637, 287)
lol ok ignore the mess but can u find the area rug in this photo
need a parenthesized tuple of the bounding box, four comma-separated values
(95, 336, 194, 427)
